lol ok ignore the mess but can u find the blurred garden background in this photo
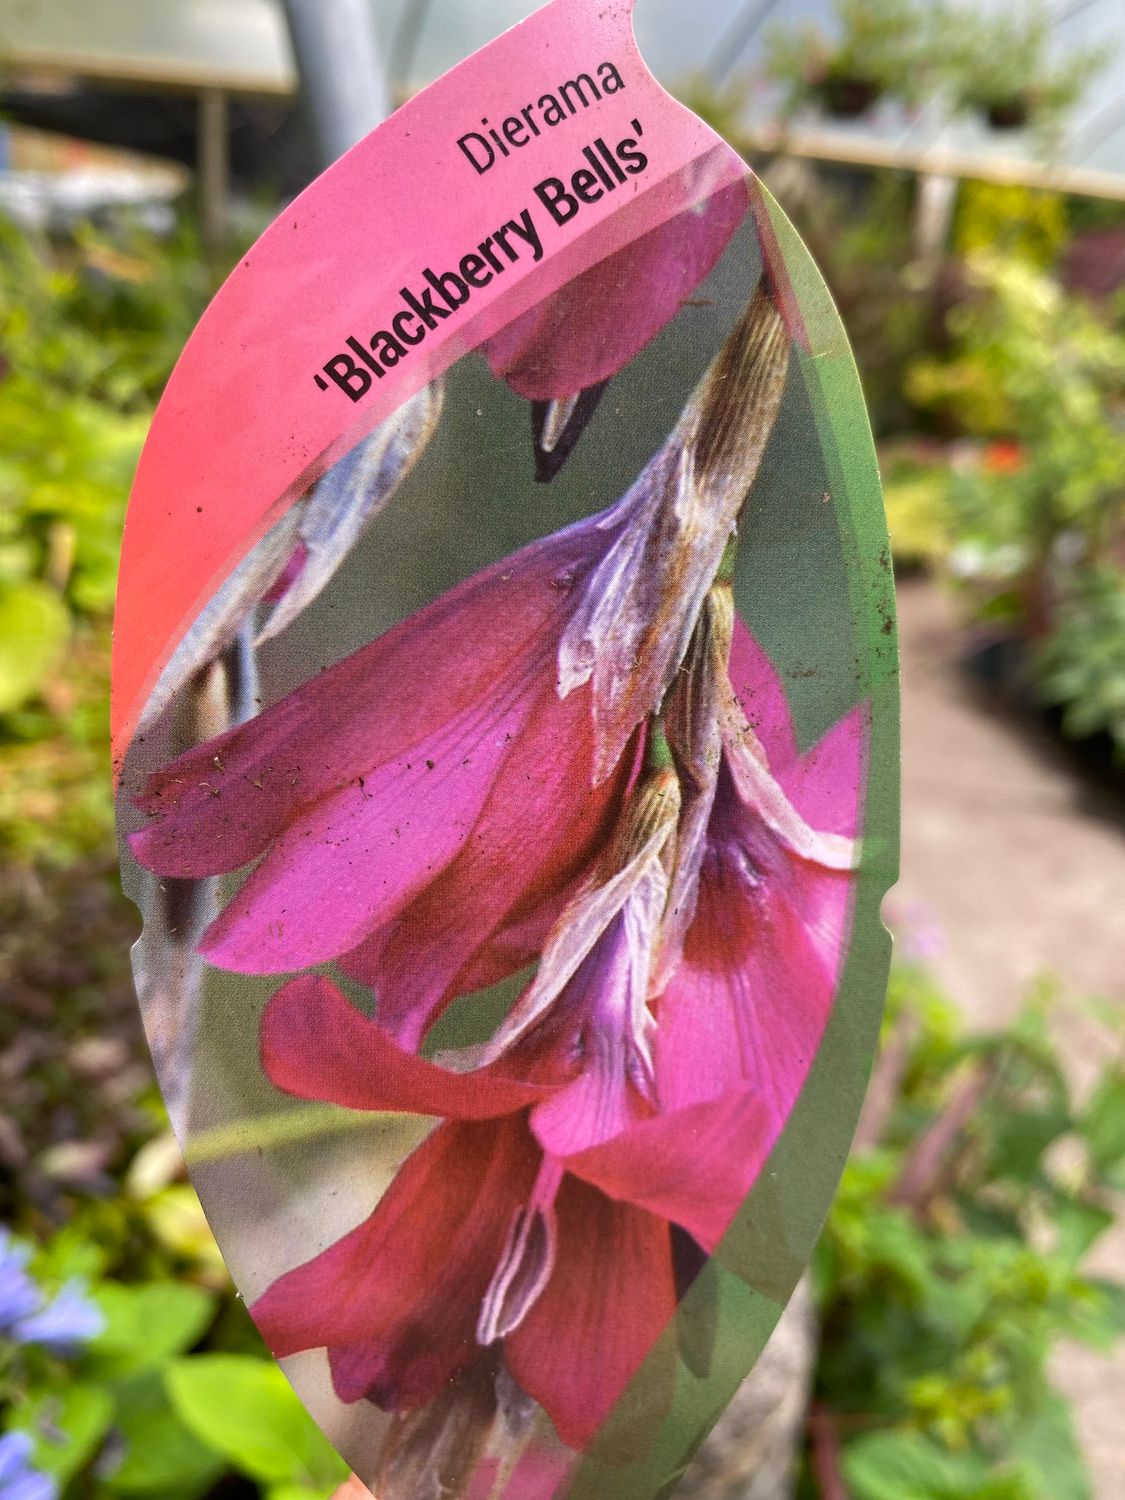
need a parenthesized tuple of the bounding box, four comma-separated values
(1, 2, 1124, 1498)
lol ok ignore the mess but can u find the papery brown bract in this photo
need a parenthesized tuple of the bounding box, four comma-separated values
(556, 283, 791, 780)
(373, 1353, 501, 1500)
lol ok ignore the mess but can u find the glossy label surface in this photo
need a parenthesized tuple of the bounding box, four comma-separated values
(113, 3, 900, 1494)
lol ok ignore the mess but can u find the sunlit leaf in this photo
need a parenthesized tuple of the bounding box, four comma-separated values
(105, 1371, 225, 1496)
(0, 579, 69, 714)
(88, 1282, 215, 1377)
(14, 1384, 113, 1484)
(166, 1354, 348, 1487)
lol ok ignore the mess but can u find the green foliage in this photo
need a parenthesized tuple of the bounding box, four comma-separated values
(881, 448, 954, 567)
(764, 0, 930, 114)
(14, 1387, 116, 1488)
(910, 253, 1125, 443)
(940, 1, 1111, 136)
(674, 76, 752, 149)
(7, 1208, 346, 1499)
(0, 369, 148, 615)
(0, 630, 118, 861)
(167, 1356, 348, 1495)
(101, 1369, 225, 1497)
(761, 0, 1110, 129)
(808, 970, 1125, 1498)
(906, 254, 1125, 755)
(89, 1282, 216, 1378)
(953, 182, 1069, 271)
(909, 255, 1125, 572)
(1035, 567, 1125, 759)
(0, 216, 214, 412)
(843, 1428, 1037, 1500)
(0, 217, 231, 857)
(0, 216, 200, 658)
(0, 580, 70, 715)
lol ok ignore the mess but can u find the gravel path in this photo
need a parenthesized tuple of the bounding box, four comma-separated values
(893, 576, 1125, 1497)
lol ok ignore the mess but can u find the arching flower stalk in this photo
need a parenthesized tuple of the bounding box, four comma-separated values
(137, 383, 444, 735)
(132, 633, 254, 1136)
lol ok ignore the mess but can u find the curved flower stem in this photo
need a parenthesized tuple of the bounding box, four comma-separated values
(184, 1100, 396, 1167)
(135, 390, 443, 1134)
(134, 617, 259, 1135)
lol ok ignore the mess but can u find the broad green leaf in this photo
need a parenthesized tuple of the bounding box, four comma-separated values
(166, 1354, 348, 1487)
(988, 1104, 1071, 1183)
(268, 1486, 344, 1500)
(1050, 1197, 1115, 1264)
(140, 1184, 228, 1276)
(104, 1372, 225, 1496)
(1082, 1073, 1125, 1173)
(868, 1214, 936, 1298)
(14, 1384, 113, 1484)
(968, 1477, 1038, 1500)
(843, 1430, 989, 1500)
(88, 1282, 215, 1376)
(0, 579, 69, 714)
(1061, 1276, 1125, 1351)
(33, 1223, 111, 1283)
(1008, 1395, 1091, 1500)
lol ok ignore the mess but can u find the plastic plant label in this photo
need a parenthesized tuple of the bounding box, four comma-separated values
(113, 2, 899, 1495)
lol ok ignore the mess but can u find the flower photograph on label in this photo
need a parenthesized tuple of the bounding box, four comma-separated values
(116, 148, 896, 1499)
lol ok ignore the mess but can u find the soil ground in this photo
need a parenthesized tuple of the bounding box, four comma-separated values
(894, 576, 1125, 1498)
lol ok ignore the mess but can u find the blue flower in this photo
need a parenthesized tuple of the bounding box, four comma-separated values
(13, 1282, 104, 1355)
(0, 1432, 57, 1500)
(0, 1234, 38, 1335)
(0, 1231, 103, 1354)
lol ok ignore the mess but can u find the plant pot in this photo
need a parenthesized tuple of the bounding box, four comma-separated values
(982, 95, 1031, 130)
(816, 75, 883, 118)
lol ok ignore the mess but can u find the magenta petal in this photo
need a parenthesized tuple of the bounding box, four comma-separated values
(494, 1445, 576, 1500)
(129, 521, 600, 880)
(654, 818, 839, 1133)
(728, 615, 797, 771)
(480, 179, 749, 401)
(561, 1087, 770, 1252)
(260, 976, 551, 1118)
(505, 1175, 676, 1450)
(778, 702, 868, 838)
(338, 684, 629, 1048)
(199, 677, 541, 973)
(774, 707, 867, 985)
(652, 684, 863, 1134)
(529, 917, 650, 1158)
(252, 1116, 539, 1411)
(530, 1064, 641, 1161)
